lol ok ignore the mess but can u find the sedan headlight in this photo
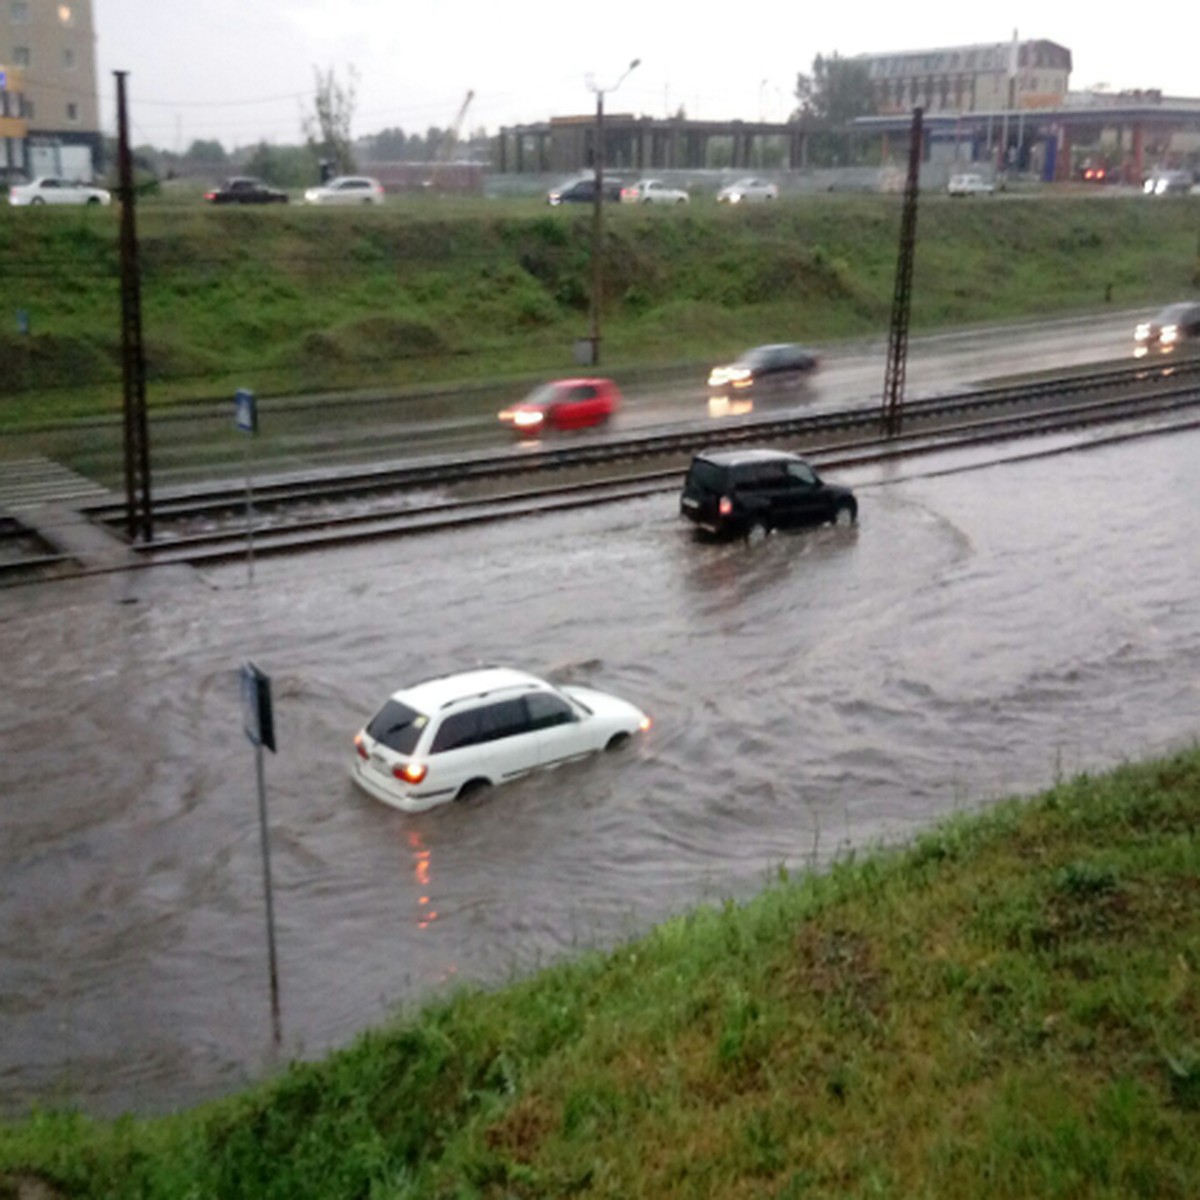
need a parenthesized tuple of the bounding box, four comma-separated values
(1134, 323, 1151, 340)
(1160, 324, 1179, 344)
(707, 365, 751, 388)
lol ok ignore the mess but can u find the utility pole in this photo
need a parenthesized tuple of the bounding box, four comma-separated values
(590, 86, 605, 366)
(586, 58, 640, 366)
(881, 106, 923, 439)
(115, 71, 152, 543)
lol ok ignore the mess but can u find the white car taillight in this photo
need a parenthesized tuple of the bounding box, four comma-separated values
(393, 762, 427, 785)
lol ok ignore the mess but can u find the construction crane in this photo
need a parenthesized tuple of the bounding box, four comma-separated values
(426, 89, 475, 190)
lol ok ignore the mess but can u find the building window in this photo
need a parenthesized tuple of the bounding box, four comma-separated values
(63, 47, 75, 69)
(24, 99, 33, 119)
(11, 0, 30, 22)
(66, 101, 78, 122)
(13, 45, 30, 66)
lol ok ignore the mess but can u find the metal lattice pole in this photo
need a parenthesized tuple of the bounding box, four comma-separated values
(881, 106, 923, 439)
(116, 71, 152, 542)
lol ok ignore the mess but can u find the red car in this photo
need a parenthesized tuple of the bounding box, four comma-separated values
(498, 378, 621, 435)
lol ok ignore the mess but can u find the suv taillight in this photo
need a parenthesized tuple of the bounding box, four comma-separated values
(354, 733, 368, 760)
(394, 762, 427, 785)
(718, 496, 733, 516)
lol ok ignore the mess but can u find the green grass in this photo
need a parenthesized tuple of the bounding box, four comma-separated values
(2, 192, 1198, 430)
(2, 746, 1197, 1198)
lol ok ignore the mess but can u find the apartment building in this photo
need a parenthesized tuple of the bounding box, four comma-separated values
(861, 38, 1072, 116)
(2, 0, 101, 181)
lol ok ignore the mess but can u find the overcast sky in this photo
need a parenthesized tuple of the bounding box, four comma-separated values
(93, 1, 1196, 151)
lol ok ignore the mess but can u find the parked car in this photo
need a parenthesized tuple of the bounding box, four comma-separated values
(498, 378, 621, 435)
(303, 176, 385, 205)
(546, 176, 623, 205)
(204, 177, 288, 204)
(716, 177, 779, 204)
(1133, 301, 1200, 357)
(8, 176, 111, 207)
(947, 173, 995, 196)
(707, 343, 818, 395)
(680, 447, 857, 541)
(352, 667, 651, 812)
(620, 179, 689, 204)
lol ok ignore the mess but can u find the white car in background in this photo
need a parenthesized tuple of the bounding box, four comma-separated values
(620, 179, 690, 204)
(947, 173, 996, 196)
(717, 177, 779, 203)
(303, 176, 385, 205)
(8, 176, 111, 206)
(352, 667, 651, 812)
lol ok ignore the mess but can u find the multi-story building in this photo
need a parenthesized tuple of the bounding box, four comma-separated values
(1, 0, 101, 182)
(861, 38, 1072, 116)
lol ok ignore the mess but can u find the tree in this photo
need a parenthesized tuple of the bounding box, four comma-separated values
(794, 52, 875, 123)
(370, 126, 408, 160)
(304, 65, 360, 175)
(185, 139, 227, 165)
(242, 142, 319, 189)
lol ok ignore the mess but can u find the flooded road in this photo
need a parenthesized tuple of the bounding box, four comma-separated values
(2, 423, 1198, 1117)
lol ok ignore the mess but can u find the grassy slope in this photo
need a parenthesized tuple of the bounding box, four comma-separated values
(1, 747, 1197, 1198)
(2, 192, 1197, 426)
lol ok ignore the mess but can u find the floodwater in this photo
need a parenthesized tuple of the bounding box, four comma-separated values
(2, 423, 1198, 1118)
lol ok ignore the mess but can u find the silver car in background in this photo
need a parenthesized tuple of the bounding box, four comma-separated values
(9, 176, 111, 206)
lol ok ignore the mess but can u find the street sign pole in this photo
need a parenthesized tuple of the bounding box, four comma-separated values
(241, 662, 280, 1048)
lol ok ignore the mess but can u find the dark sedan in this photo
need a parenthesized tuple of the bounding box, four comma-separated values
(205, 177, 289, 205)
(547, 177, 624, 205)
(1133, 302, 1200, 357)
(707, 343, 819, 396)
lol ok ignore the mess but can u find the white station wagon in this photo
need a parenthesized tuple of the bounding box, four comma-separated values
(352, 667, 650, 812)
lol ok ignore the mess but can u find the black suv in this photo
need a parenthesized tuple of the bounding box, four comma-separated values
(680, 448, 856, 540)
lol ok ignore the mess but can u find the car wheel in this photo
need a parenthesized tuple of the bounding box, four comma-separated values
(745, 520, 770, 545)
(456, 778, 491, 803)
(834, 502, 857, 528)
(86, 197, 101, 205)
(606, 732, 630, 751)
(30, 197, 45, 206)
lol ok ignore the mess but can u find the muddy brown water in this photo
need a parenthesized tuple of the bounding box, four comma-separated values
(1, 424, 1197, 1117)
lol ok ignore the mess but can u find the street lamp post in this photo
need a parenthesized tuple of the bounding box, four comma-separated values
(587, 58, 640, 366)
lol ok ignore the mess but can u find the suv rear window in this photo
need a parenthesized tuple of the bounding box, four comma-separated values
(687, 459, 726, 492)
(366, 700, 426, 754)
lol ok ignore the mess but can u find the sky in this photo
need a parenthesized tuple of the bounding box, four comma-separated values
(93, 0, 1197, 151)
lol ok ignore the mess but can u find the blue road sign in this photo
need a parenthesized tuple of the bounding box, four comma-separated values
(234, 388, 258, 434)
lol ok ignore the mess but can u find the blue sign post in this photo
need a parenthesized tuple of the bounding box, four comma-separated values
(235, 389, 258, 583)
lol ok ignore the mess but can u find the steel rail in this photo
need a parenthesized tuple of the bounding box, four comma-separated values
(81, 358, 1200, 526)
(126, 380, 1200, 568)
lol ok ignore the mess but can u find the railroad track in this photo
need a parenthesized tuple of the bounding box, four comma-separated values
(78, 360, 1200, 568)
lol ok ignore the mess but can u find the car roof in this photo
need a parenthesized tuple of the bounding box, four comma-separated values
(1155, 302, 1200, 321)
(695, 447, 802, 467)
(389, 667, 546, 713)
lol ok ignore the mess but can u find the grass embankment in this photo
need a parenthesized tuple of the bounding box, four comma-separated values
(2, 748, 1197, 1198)
(2, 193, 1198, 428)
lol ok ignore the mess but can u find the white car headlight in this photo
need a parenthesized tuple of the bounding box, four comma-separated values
(1160, 325, 1179, 344)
